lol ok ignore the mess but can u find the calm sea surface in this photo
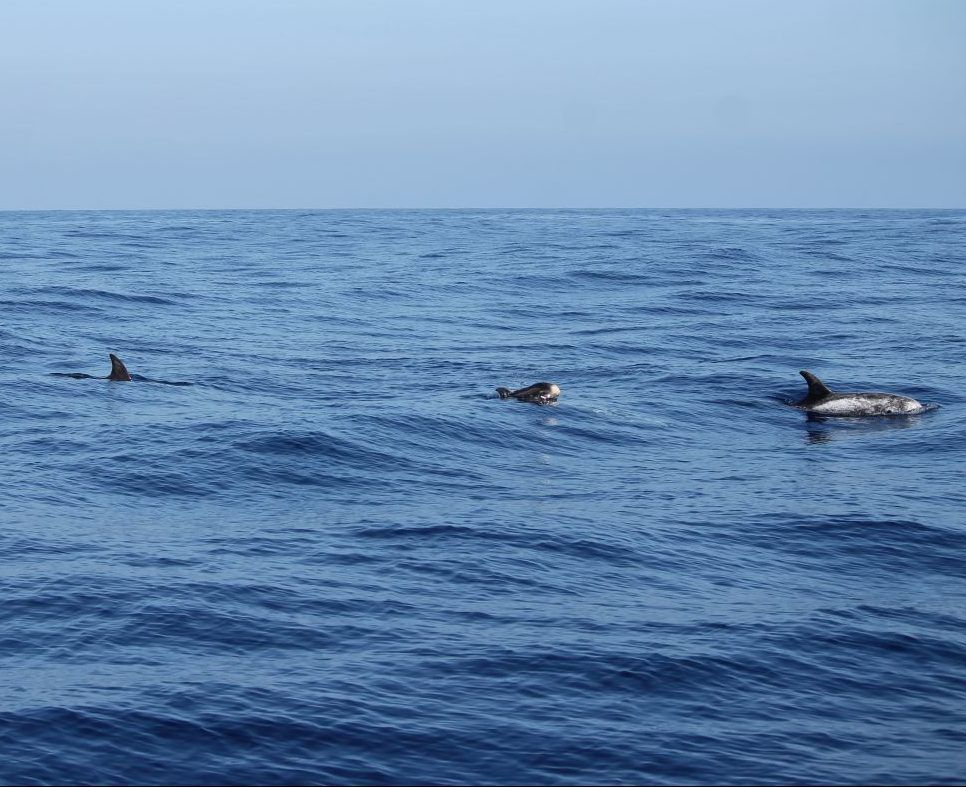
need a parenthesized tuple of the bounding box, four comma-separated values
(1, 209, 964, 785)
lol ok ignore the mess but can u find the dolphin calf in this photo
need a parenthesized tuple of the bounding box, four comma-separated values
(795, 370, 925, 416)
(496, 382, 561, 404)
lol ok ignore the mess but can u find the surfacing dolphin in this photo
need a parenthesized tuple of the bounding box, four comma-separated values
(52, 353, 191, 385)
(795, 370, 926, 417)
(496, 382, 561, 404)
(51, 353, 132, 381)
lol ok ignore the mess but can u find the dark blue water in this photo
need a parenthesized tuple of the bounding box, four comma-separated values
(1, 209, 965, 785)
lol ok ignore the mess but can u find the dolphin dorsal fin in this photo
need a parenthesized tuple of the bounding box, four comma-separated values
(108, 353, 132, 381)
(800, 370, 832, 401)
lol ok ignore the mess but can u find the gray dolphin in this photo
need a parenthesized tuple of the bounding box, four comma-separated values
(52, 353, 133, 381)
(795, 370, 925, 416)
(496, 382, 561, 404)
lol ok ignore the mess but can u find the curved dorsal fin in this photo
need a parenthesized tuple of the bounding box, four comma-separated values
(107, 353, 132, 381)
(799, 370, 832, 402)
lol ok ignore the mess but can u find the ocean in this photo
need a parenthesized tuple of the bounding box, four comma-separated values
(1, 209, 964, 784)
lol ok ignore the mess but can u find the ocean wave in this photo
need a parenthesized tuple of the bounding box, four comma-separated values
(2, 209, 964, 785)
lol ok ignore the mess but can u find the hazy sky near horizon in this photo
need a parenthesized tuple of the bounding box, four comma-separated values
(1, 0, 964, 208)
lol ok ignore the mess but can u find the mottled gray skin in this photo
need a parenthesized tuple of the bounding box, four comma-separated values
(496, 382, 561, 404)
(107, 353, 132, 381)
(795, 370, 923, 417)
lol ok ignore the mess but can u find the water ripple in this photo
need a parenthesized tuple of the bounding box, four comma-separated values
(0, 209, 964, 785)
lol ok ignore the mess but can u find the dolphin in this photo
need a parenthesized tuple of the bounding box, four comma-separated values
(795, 370, 925, 417)
(52, 353, 133, 381)
(52, 353, 191, 385)
(496, 382, 560, 404)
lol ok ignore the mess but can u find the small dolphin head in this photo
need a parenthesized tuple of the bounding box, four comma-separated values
(518, 382, 560, 403)
(496, 381, 561, 403)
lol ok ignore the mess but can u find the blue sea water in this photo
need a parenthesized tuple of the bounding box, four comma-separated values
(1, 209, 965, 785)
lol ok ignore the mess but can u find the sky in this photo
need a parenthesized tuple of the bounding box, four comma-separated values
(1, 0, 964, 209)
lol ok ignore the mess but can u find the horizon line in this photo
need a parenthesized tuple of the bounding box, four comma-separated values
(1, 205, 963, 213)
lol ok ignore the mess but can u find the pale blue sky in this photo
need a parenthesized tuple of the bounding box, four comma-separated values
(1, 0, 963, 208)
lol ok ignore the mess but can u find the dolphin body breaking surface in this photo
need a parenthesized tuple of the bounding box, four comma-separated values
(51, 354, 191, 385)
(794, 370, 927, 417)
(51, 353, 133, 381)
(496, 382, 561, 404)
